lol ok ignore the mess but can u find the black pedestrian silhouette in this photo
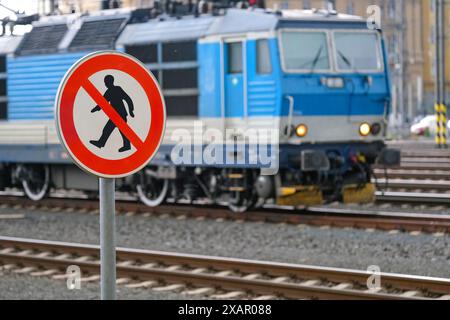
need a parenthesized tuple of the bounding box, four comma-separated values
(90, 75, 135, 153)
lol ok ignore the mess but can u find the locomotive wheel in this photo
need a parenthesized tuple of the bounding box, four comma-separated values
(136, 169, 169, 207)
(228, 192, 258, 213)
(21, 165, 50, 201)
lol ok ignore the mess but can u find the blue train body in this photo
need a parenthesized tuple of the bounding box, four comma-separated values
(8, 52, 89, 120)
(0, 8, 398, 210)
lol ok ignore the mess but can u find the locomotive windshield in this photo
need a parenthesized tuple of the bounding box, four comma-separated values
(280, 29, 383, 73)
(280, 31, 330, 71)
(334, 31, 382, 72)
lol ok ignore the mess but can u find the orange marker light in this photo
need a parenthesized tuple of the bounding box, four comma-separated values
(296, 124, 308, 137)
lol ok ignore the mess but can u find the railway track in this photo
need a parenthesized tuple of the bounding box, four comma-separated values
(1, 194, 450, 234)
(374, 179, 450, 190)
(376, 191, 450, 205)
(0, 236, 449, 300)
(373, 148, 450, 202)
(391, 164, 450, 171)
(374, 169, 450, 180)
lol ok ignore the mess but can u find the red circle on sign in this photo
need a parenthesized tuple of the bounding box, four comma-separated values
(55, 51, 166, 178)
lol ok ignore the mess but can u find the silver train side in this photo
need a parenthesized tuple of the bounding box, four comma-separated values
(0, 8, 400, 212)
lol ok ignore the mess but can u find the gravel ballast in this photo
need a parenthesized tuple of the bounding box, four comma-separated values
(0, 206, 449, 277)
(0, 205, 449, 299)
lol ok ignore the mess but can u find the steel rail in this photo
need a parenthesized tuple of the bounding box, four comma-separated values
(374, 169, 450, 180)
(1, 195, 450, 233)
(1, 237, 449, 299)
(384, 163, 450, 171)
(400, 151, 450, 158)
(374, 179, 450, 190)
(401, 157, 450, 163)
(375, 191, 450, 205)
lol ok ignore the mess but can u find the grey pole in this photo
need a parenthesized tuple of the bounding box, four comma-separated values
(100, 178, 116, 300)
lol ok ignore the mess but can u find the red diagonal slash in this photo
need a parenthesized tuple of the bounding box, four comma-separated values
(81, 79, 145, 150)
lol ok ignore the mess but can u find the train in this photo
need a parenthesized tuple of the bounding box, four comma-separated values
(0, 3, 400, 212)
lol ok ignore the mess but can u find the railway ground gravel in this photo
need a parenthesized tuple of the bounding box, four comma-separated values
(0, 205, 449, 288)
(0, 268, 196, 300)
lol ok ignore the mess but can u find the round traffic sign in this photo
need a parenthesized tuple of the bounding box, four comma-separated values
(55, 51, 166, 178)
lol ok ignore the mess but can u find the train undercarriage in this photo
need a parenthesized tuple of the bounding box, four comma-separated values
(0, 143, 400, 212)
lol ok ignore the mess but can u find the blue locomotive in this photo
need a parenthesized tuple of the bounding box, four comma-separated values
(0, 4, 399, 211)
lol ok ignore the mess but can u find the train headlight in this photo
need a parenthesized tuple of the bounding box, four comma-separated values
(371, 122, 382, 136)
(359, 123, 371, 137)
(295, 124, 308, 137)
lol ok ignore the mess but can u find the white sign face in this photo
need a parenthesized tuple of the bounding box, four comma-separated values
(73, 69, 151, 160)
(55, 51, 166, 178)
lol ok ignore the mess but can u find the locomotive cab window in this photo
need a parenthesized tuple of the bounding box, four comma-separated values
(333, 31, 383, 72)
(256, 39, 272, 74)
(227, 42, 243, 74)
(280, 30, 330, 72)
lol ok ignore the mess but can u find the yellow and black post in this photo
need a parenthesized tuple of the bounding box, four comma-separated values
(435, 103, 447, 147)
(435, 0, 447, 148)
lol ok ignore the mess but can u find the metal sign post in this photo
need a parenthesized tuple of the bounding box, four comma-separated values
(99, 178, 116, 300)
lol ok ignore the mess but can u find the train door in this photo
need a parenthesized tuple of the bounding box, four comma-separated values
(223, 39, 245, 138)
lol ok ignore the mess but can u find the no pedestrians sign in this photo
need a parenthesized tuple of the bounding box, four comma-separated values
(55, 51, 166, 178)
